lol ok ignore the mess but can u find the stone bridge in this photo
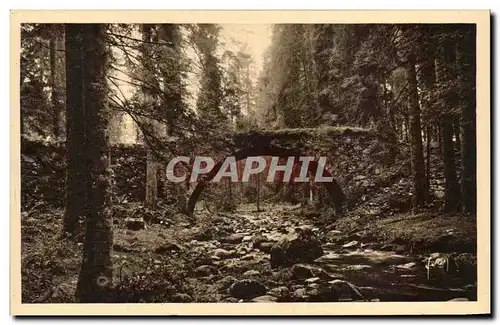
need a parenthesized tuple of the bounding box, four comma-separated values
(21, 126, 399, 218)
(185, 126, 399, 220)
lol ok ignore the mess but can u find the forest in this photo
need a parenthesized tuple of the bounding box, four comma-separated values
(20, 23, 477, 303)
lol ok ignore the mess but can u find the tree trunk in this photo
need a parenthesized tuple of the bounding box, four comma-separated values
(74, 24, 113, 303)
(49, 29, 62, 138)
(453, 116, 461, 155)
(426, 124, 432, 194)
(416, 45, 436, 199)
(438, 124, 443, 154)
(141, 24, 159, 208)
(441, 114, 461, 212)
(64, 25, 86, 235)
(145, 151, 158, 208)
(456, 25, 477, 214)
(158, 24, 182, 135)
(158, 24, 183, 204)
(407, 54, 427, 208)
(404, 115, 410, 142)
(436, 35, 461, 213)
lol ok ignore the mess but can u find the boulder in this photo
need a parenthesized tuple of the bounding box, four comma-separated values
(229, 280, 267, 300)
(289, 264, 315, 279)
(215, 276, 238, 292)
(270, 231, 323, 267)
(306, 287, 340, 302)
(329, 279, 367, 301)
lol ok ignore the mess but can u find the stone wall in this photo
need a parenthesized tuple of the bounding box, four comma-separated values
(21, 139, 147, 207)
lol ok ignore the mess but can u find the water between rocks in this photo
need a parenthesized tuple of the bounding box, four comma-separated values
(179, 208, 477, 302)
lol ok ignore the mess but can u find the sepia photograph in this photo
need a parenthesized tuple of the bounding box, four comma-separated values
(10, 10, 490, 315)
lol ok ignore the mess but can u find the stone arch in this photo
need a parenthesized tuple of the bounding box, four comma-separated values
(185, 145, 346, 221)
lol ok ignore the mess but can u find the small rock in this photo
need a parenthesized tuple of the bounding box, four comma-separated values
(215, 276, 238, 292)
(296, 225, 314, 233)
(251, 295, 277, 302)
(154, 241, 184, 254)
(293, 287, 307, 298)
(241, 253, 257, 260)
(242, 270, 260, 277)
(306, 288, 320, 297)
(448, 297, 469, 301)
(342, 240, 359, 249)
(380, 243, 406, 254)
(315, 252, 341, 262)
(344, 264, 372, 271)
(193, 229, 213, 241)
(194, 265, 217, 277)
(252, 234, 267, 248)
(125, 217, 145, 231)
(289, 264, 332, 280)
(221, 259, 251, 274)
(258, 242, 276, 253)
(396, 262, 417, 270)
(169, 293, 192, 302)
(434, 190, 445, 199)
(429, 252, 441, 259)
(305, 277, 320, 283)
(212, 248, 234, 259)
(329, 279, 367, 301)
(221, 233, 245, 244)
(305, 286, 339, 302)
(229, 280, 267, 300)
(267, 286, 290, 298)
(112, 242, 134, 253)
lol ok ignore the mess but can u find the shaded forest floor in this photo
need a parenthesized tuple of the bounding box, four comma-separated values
(21, 190, 477, 303)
